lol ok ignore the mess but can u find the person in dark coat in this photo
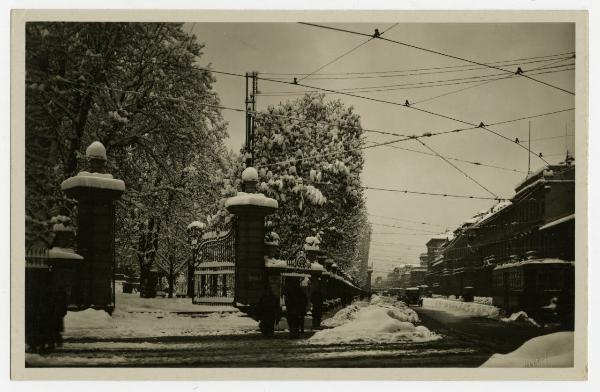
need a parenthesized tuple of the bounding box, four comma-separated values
(310, 282, 324, 329)
(298, 277, 310, 335)
(257, 286, 281, 337)
(283, 278, 301, 338)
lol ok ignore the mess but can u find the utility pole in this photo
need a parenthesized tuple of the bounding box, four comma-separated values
(528, 120, 531, 174)
(245, 71, 258, 167)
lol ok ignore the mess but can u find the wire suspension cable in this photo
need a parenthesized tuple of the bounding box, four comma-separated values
(415, 138, 498, 197)
(372, 141, 525, 173)
(297, 23, 399, 83)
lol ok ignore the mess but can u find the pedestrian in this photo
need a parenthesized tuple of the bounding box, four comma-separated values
(310, 279, 324, 329)
(257, 286, 281, 337)
(298, 277, 310, 336)
(283, 278, 300, 338)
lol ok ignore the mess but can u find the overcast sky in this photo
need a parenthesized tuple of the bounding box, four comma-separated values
(184, 22, 575, 276)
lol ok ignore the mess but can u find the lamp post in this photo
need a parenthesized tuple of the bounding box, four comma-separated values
(187, 221, 206, 298)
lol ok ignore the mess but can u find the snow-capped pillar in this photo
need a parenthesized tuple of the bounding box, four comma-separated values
(61, 141, 125, 313)
(225, 167, 278, 307)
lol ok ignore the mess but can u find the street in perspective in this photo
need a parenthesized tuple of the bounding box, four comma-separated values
(23, 21, 577, 369)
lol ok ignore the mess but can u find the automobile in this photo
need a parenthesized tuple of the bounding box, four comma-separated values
(418, 285, 432, 298)
(404, 287, 423, 307)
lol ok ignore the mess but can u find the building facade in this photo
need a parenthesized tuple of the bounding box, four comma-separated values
(425, 161, 575, 313)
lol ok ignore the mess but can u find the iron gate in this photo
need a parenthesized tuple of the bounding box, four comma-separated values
(193, 220, 236, 305)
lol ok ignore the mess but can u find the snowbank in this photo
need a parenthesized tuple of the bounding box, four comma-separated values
(310, 295, 437, 344)
(64, 308, 256, 339)
(501, 311, 541, 328)
(481, 332, 574, 367)
(422, 297, 500, 319)
(63, 291, 255, 339)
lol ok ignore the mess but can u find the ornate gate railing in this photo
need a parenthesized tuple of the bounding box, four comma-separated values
(193, 220, 236, 305)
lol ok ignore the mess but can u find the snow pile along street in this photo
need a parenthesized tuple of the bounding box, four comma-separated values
(481, 332, 574, 367)
(422, 297, 500, 319)
(64, 308, 258, 339)
(63, 290, 257, 339)
(310, 295, 438, 344)
(501, 311, 541, 328)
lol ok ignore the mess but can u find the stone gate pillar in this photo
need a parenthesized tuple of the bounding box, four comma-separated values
(61, 141, 125, 312)
(225, 167, 277, 307)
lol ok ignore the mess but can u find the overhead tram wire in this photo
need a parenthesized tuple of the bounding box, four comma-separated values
(414, 138, 499, 198)
(367, 212, 447, 229)
(257, 64, 574, 96)
(366, 140, 526, 173)
(272, 55, 574, 81)
(296, 23, 399, 83)
(274, 63, 576, 94)
(259, 50, 575, 76)
(368, 222, 442, 235)
(486, 108, 575, 127)
(298, 23, 575, 96)
(362, 186, 510, 201)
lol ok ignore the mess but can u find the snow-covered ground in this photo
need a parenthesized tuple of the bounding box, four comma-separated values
(481, 332, 574, 367)
(500, 311, 541, 328)
(63, 289, 256, 339)
(309, 295, 439, 344)
(422, 297, 501, 319)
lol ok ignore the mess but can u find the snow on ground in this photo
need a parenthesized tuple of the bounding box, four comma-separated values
(64, 308, 257, 339)
(481, 332, 574, 367)
(422, 297, 500, 319)
(500, 311, 541, 328)
(64, 290, 256, 339)
(115, 291, 237, 313)
(310, 295, 439, 345)
(474, 296, 493, 305)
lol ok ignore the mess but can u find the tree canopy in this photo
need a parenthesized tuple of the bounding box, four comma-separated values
(25, 22, 229, 295)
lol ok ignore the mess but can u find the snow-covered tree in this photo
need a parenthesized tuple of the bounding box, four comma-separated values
(212, 94, 369, 273)
(25, 23, 229, 295)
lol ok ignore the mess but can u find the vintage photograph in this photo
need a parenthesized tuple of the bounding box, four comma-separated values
(13, 14, 585, 375)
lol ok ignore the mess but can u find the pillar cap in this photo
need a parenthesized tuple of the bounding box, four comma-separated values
(241, 167, 259, 182)
(86, 141, 107, 161)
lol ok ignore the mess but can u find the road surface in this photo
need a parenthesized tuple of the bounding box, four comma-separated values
(25, 305, 553, 367)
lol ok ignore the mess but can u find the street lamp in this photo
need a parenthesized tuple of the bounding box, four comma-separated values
(187, 221, 206, 298)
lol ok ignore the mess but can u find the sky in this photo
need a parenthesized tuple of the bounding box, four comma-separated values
(183, 22, 575, 277)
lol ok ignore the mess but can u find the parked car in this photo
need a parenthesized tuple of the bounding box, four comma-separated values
(404, 287, 423, 307)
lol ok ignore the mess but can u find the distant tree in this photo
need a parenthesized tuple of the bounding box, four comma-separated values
(25, 22, 228, 296)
